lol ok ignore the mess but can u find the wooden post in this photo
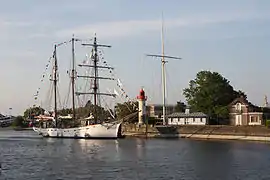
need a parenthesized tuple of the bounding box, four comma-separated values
(145, 116, 148, 138)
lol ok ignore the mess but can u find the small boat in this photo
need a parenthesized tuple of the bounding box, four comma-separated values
(0, 114, 14, 127)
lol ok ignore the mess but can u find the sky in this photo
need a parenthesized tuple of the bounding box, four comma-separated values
(0, 0, 270, 115)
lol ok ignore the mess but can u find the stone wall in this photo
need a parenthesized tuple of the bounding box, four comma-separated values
(123, 124, 270, 137)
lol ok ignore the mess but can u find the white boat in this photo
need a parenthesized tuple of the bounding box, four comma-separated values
(32, 35, 136, 139)
(33, 122, 121, 138)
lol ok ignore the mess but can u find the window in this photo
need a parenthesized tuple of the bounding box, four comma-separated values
(185, 118, 188, 124)
(236, 103, 241, 111)
(250, 116, 258, 123)
(193, 118, 195, 122)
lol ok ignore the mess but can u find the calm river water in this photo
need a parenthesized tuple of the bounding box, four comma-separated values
(0, 130, 270, 180)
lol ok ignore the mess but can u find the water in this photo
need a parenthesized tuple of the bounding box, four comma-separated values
(0, 130, 270, 180)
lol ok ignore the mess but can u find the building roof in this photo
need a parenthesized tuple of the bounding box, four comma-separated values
(229, 96, 263, 112)
(229, 96, 251, 106)
(147, 104, 175, 107)
(167, 112, 207, 118)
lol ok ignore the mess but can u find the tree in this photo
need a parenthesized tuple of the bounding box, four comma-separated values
(58, 108, 72, 116)
(236, 90, 247, 99)
(85, 100, 92, 108)
(84, 100, 111, 119)
(174, 101, 187, 112)
(115, 101, 138, 121)
(183, 70, 246, 121)
(23, 106, 45, 119)
(12, 116, 28, 127)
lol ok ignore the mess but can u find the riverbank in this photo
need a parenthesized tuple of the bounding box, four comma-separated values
(0, 126, 32, 131)
(123, 124, 270, 142)
(13, 127, 33, 131)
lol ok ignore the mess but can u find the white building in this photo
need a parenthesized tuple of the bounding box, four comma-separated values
(167, 110, 208, 125)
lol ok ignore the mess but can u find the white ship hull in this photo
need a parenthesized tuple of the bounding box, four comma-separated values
(33, 122, 122, 139)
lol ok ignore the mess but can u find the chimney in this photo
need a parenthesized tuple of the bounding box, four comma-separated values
(185, 108, 190, 114)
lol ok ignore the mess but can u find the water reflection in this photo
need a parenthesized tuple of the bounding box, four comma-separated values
(73, 139, 123, 163)
(115, 140, 119, 153)
(77, 139, 101, 152)
(135, 138, 146, 159)
(1, 130, 270, 179)
(186, 140, 234, 179)
(44, 137, 56, 143)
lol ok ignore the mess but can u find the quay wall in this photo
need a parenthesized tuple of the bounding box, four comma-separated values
(122, 124, 270, 141)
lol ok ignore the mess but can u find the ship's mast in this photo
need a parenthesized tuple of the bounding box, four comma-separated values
(93, 36, 98, 122)
(161, 14, 166, 126)
(53, 44, 58, 127)
(78, 34, 114, 124)
(53, 37, 79, 124)
(146, 14, 181, 125)
(71, 37, 76, 121)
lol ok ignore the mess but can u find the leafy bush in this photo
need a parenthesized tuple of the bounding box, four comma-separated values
(12, 116, 28, 127)
(266, 120, 270, 128)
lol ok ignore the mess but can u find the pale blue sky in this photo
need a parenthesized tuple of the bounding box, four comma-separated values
(0, 0, 270, 115)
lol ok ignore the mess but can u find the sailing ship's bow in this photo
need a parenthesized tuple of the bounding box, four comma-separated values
(33, 122, 122, 139)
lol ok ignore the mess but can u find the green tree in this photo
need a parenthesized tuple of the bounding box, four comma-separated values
(23, 106, 45, 119)
(69, 100, 111, 120)
(183, 70, 246, 121)
(12, 116, 28, 127)
(56, 99, 112, 121)
(115, 101, 138, 121)
(85, 100, 92, 108)
(236, 90, 247, 99)
(174, 101, 187, 112)
(58, 108, 72, 116)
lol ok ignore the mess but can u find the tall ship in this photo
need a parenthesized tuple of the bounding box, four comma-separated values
(32, 35, 137, 138)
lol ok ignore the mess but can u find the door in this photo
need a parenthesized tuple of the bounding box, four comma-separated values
(235, 115, 242, 125)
